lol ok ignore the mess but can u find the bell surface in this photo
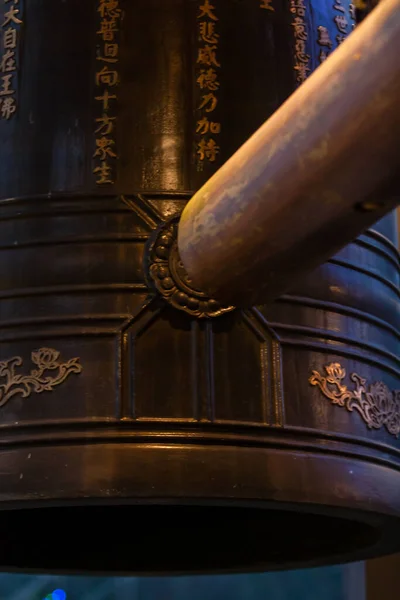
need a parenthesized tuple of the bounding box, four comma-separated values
(0, 0, 399, 576)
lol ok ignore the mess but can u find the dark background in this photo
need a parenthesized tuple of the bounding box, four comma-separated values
(0, 563, 365, 600)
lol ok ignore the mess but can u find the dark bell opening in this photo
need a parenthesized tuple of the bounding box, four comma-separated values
(0, 504, 379, 575)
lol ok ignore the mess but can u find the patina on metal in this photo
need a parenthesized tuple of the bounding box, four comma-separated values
(0, 0, 399, 578)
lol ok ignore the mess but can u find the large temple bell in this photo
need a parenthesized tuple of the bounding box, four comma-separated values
(0, 0, 399, 575)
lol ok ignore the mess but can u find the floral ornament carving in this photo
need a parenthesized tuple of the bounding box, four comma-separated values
(147, 219, 235, 319)
(0, 348, 82, 408)
(309, 363, 400, 438)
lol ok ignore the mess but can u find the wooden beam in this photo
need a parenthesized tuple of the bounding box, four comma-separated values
(178, 0, 400, 306)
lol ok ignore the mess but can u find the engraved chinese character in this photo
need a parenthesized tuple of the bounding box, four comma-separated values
(197, 45, 220, 67)
(334, 14, 348, 32)
(97, 18, 118, 41)
(0, 96, 16, 119)
(260, 0, 275, 10)
(317, 26, 333, 47)
(94, 137, 117, 160)
(96, 66, 119, 86)
(95, 89, 117, 110)
(336, 33, 346, 44)
(319, 49, 329, 62)
(98, 0, 121, 19)
(97, 43, 119, 63)
(295, 40, 310, 63)
(197, 68, 219, 90)
(196, 116, 221, 135)
(333, 0, 345, 12)
(95, 113, 116, 135)
(3, 27, 17, 49)
(210, 121, 221, 134)
(199, 92, 218, 113)
(349, 3, 356, 19)
(2, 5, 22, 26)
(198, 0, 218, 21)
(0, 49, 16, 72)
(294, 61, 310, 81)
(292, 17, 307, 40)
(290, 0, 305, 16)
(0, 74, 14, 96)
(94, 161, 114, 185)
(196, 117, 209, 135)
(199, 21, 219, 44)
(197, 138, 219, 162)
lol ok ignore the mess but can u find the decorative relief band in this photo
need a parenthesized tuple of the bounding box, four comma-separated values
(0, 348, 82, 407)
(309, 363, 400, 438)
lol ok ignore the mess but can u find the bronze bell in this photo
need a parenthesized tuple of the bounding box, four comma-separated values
(0, 0, 399, 576)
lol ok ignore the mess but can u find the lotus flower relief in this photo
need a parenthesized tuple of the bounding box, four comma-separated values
(367, 381, 393, 425)
(310, 363, 400, 438)
(325, 363, 346, 383)
(31, 348, 61, 371)
(0, 348, 82, 408)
